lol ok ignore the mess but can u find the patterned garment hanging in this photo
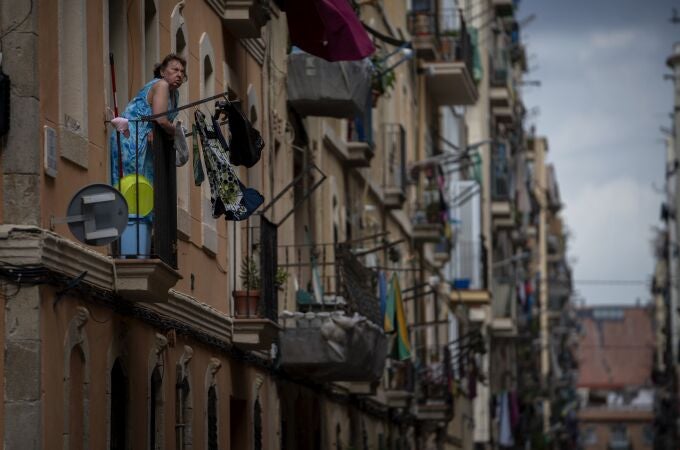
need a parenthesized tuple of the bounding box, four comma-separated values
(193, 110, 263, 221)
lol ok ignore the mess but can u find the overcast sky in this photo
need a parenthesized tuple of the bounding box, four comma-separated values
(519, 0, 678, 305)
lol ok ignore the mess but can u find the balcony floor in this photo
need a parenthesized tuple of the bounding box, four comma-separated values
(423, 61, 478, 106)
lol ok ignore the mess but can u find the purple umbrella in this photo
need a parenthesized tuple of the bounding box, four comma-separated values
(285, 0, 375, 61)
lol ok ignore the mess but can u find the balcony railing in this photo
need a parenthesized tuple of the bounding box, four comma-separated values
(491, 143, 512, 201)
(113, 123, 178, 266)
(489, 50, 510, 87)
(407, 8, 475, 73)
(386, 360, 416, 392)
(278, 241, 381, 325)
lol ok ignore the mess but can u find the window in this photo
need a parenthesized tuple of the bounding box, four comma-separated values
(60, 0, 88, 167)
(208, 386, 218, 450)
(175, 376, 192, 449)
(199, 33, 218, 254)
(230, 397, 248, 450)
(171, 4, 191, 238)
(149, 366, 163, 450)
(254, 398, 262, 450)
(106, 0, 128, 179)
(69, 346, 86, 450)
(143, 0, 159, 79)
(110, 359, 128, 450)
(582, 426, 597, 445)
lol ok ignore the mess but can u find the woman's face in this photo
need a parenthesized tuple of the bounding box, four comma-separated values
(162, 60, 185, 91)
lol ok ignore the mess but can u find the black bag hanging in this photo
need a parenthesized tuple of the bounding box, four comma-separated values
(225, 102, 263, 168)
(192, 124, 205, 186)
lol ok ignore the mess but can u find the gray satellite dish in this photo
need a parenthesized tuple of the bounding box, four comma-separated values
(55, 183, 129, 246)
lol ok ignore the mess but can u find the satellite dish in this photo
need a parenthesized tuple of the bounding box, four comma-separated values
(56, 183, 129, 246)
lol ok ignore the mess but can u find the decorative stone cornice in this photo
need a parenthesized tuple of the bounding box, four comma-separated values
(0, 225, 234, 344)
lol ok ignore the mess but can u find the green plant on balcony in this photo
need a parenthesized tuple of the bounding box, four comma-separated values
(371, 55, 397, 104)
(233, 256, 261, 318)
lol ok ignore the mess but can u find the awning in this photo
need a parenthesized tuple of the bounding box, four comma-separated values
(284, 0, 375, 61)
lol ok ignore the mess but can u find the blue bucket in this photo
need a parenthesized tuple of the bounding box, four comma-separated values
(120, 215, 152, 257)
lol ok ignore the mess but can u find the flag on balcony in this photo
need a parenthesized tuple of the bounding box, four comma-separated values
(385, 273, 411, 360)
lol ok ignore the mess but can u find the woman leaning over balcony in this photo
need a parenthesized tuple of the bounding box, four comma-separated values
(110, 53, 187, 188)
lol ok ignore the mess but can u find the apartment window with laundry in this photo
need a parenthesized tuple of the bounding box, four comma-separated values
(68, 346, 86, 450)
(149, 366, 163, 450)
(199, 32, 218, 255)
(110, 359, 128, 450)
(143, 0, 159, 79)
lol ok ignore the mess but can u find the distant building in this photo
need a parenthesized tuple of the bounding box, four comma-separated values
(577, 305, 655, 450)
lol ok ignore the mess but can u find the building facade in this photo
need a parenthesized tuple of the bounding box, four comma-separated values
(0, 0, 574, 449)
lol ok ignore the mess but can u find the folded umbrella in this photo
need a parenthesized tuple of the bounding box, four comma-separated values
(285, 0, 375, 61)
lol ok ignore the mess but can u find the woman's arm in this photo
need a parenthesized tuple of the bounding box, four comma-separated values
(149, 79, 176, 135)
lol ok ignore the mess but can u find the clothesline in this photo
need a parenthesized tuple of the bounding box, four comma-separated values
(140, 90, 241, 122)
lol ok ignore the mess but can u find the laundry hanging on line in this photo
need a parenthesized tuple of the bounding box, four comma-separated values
(193, 109, 263, 221)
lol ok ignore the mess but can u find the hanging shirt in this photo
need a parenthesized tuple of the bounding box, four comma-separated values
(110, 78, 179, 187)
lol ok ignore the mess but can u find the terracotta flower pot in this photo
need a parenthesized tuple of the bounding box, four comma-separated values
(232, 290, 261, 318)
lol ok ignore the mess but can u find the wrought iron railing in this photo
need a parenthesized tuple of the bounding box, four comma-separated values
(278, 241, 381, 325)
(113, 123, 178, 269)
(407, 8, 475, 76)
(491, 143, 512, 200)
(386, 360, 415, 392)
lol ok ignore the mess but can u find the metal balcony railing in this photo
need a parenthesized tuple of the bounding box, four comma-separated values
(489, 49, 510, 87)
(278, 241, 381, 325)
(386, 360, 415, 392)
(407, 8, 475, 74)
(382, 123, 406, 194)
(113, 123, 178, 269)
(491, 143, 512, 200)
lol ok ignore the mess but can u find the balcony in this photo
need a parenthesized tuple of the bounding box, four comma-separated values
(207, 0, 271, 38)
(382, 124, 407, 209)
(112, 125, 181, 303)
(287, 51, 372, 118)
(346, 109, 375, 168)
(408, 9, 478, 105)
(231, 216, 281, 351)
(415, 353, 453, 422)
(384, 360, 415, 408)
(492, 0, 515, 17)
(491, 144, 514, 228)
(412, 174, 446, 245)
(489, 53, 512, 108)
(490, 279, 517, 337)
(277, 242, 388, 381)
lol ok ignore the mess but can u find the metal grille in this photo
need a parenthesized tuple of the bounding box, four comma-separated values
(259, 217, 278, 321)
(336, 244, 380, 325)
(152, 124, 178, 268)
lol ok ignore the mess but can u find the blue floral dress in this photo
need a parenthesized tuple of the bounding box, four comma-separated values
(110, 78, 179, 187)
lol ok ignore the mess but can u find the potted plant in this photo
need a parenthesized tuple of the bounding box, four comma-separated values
(233, 256, 261, 318)
(274, 267, 289, 292)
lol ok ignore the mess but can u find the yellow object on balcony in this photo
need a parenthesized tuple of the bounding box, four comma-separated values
(118, 174, 154, 217)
